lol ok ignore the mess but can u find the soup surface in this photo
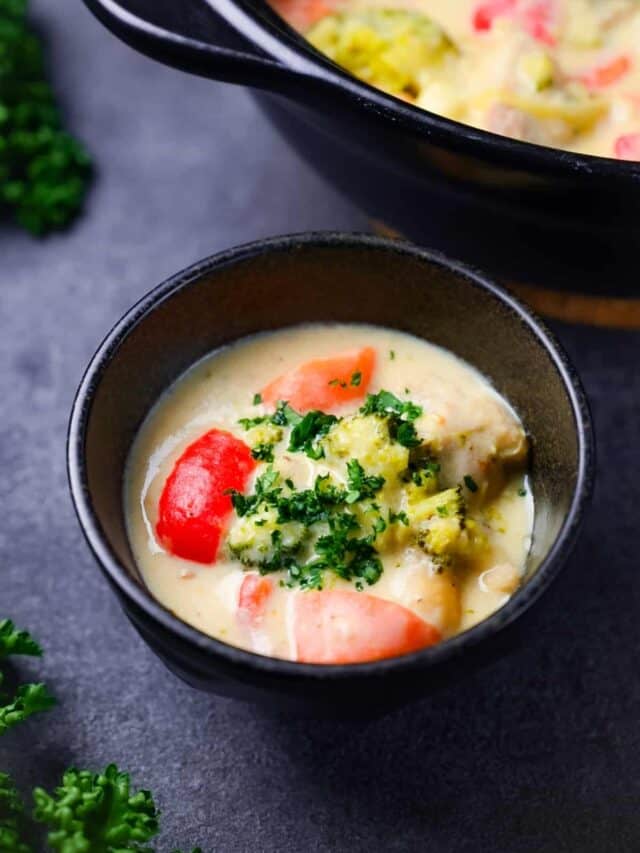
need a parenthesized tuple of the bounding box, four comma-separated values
(270, 0, 640, 159)
(126, 325, 534, 664)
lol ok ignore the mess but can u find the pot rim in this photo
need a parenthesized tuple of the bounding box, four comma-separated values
(211, 0, 640, 180)
(67, 231, 595, 683)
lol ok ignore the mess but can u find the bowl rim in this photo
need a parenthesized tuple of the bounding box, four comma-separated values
(67, 231, 595, 682)
(210, 0, 640, 180)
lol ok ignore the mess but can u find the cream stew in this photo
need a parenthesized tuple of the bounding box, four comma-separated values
(271, 0, 640, 159)
(126, 325, 534, 664)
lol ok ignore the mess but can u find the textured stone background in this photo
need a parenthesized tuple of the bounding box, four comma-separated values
(1, 2, 639, 850)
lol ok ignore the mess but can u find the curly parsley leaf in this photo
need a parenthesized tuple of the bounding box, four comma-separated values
(0, 681, 55, 736)
(0, 619, 54, 736)
(32, 764, 160, 853)
(0, 620, 42, 658)
(0, 772, 32, 853)
(0, 0, 93, 234)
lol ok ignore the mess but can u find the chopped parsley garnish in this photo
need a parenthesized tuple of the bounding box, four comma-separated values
(271, 400, 303, 427)
(251, 443, 275, 463)
(407, 456, 440, 487)
(518, 486, 527, 497)
(350, 371, 362, 387)
(360, 389, 422, 421)
(238, 415, 268, 430)
(253, 392, 262, 405)
(227, 462, 388, 589)
(389, 510, 409, 526)
(288, 410, 338, 460)
(389, 350, 395, 360)
(464, 474, 479, 493)
(393, 420, 421, 448)
(360, 390, 423, 448)
(239, 400, 301, 431)
(345, 459, 385, 503)
(328, 378, 347, 388)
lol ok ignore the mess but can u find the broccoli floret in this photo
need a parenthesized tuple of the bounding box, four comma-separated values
(407, 486, 466, 558)
(0, 0, 92, 234)
(323, 414, 409, 482)
(227, 508, 306, 570)
(407, 485, 488, 560)
(307, 9, 454, 101)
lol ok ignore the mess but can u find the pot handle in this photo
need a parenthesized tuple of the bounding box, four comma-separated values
(83, 0, 306, 91)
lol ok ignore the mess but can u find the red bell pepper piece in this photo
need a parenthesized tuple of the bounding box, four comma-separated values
(156, 429, 255, 564)
(614, 133, 640, 161)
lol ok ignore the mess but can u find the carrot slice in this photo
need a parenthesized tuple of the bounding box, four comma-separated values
(261, 347, 376, 413)
(581, 55, 631, 89)
(270, 0, 333, 29)
(238, 574, 274, 626)
(294, 590, 441, 664)
(614, 133, 640, 161)
(156, 429, 255, 564)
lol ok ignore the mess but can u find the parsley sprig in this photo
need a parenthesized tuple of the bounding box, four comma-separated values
(0, 619, 54, 736)
(0, 772, 32, 853)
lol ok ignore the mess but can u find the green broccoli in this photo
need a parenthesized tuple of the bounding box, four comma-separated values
(0, 619, 55, 736)
(0, 0, 92, 234)
(307, 9, 454, 101)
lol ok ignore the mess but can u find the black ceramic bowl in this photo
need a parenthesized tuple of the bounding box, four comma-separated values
(68, 233, 594, 717)
(84, 0, 640, 296)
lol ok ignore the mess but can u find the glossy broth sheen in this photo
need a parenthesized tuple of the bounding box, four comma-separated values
(272, 0, 640, 159)
(126, 325, 534, 663)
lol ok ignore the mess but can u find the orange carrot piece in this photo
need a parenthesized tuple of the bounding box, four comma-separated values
(261, 347, 376, 413)
(581, 55, 631, 89)
(294, 590, 441, 664)
(238, 574, 274, 626)
(270, 0, 333, 30)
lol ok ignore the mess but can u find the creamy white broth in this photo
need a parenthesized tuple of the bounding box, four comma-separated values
(272, 0, 640, 159)
(125, 324, 533, 662)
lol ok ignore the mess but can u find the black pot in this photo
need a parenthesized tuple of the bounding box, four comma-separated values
(85, 0, 640, 296)
(67, 233, 594, 717)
